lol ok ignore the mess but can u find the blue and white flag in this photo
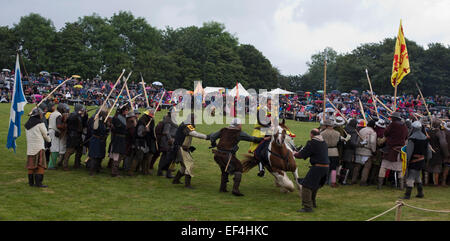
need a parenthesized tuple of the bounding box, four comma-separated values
(6, 53, 27, 152)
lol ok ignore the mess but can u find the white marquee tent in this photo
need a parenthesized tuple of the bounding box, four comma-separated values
(227, 82, 250, 97)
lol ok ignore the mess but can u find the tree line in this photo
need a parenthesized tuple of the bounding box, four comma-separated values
(0, 11, 448, 96)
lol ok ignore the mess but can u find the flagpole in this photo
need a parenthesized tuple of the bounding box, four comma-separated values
(323, 59, 327, 121)
(393, 85, 397, 112)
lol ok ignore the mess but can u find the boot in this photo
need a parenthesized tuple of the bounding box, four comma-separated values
(73, 159, 81, 169)
(298, 187, 314, 212)
(424, 172, 429, 185)
(377, 177, 384, 190)
(416, 183, 424, 198)
(165, 170, 174, 179)
(57, 154, 64, 168)
(219, 172, 229, 192)
(351, 164, 361, 185)
(398, 178, 404, 190)
(442, 167, 449, 186)
(311, 189, 318, 208)
(172, 171, 184, 184)
(28, 174, 35, 187)
(184, 175, 194, 189)
(231, 172, 244, 196)
(127, 159, 138, 176)
(257, 162, 265, 177)
(342, 169, 350, 185)
(401, 187, 412, 199)
(62, 153, 70, 171)
(89, 159, 97, 176)
(34, 174, 48, 188)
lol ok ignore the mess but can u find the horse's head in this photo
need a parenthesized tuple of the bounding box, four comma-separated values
(272, 126, 287, 146)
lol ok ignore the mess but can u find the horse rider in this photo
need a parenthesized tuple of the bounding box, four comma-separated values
(172, 114, 209, 189)
(209, 118, 265, 196)
(248, 97, 272, 177)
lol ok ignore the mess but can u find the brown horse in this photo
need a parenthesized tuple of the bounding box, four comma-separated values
(242, 125, 301, 194)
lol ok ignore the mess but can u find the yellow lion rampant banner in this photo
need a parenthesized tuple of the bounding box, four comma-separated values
(391, 20, 410, 87)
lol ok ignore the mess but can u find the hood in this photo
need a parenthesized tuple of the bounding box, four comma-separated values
(25, 116, 43, 130)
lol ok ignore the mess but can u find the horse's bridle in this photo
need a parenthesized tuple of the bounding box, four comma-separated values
(268, 149, 291, 163)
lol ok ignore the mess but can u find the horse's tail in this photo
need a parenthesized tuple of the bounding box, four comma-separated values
(241, 154, 258, 173)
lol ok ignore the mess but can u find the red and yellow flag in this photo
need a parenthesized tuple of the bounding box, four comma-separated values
(391, 20, 410, 87)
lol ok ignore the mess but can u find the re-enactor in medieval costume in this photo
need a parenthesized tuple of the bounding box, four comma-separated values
(209, 118, 264, 196)
(294, 129, 330, 213)
(48, 103, 69, 169)
(61, 103, 87, 170)
(130, 108, 157, 176)
(378, 112, 408, 189)
(157, 108, 178, 178)
(401, 121, 431, 199)
(172, 114, 209, 188)
(109, 103, 130, 177)
(320, 119, 344, 187)
(25, 108, 51, 187)
(425, 119, 448, 186)
(87, 107, 110, 176)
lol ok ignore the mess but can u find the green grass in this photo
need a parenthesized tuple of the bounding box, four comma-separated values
(0, 103, 449, 221)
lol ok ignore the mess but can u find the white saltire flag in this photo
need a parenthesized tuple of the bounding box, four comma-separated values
(6, 53, 27, 152)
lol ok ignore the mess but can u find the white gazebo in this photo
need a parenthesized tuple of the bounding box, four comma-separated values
(227, 82, 250, 97)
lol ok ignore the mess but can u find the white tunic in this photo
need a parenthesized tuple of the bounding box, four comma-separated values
(48, 111, 66, 154)
(26, 123, 51, 155)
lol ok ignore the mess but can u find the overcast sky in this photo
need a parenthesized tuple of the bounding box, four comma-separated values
(1, 0, 449, 75)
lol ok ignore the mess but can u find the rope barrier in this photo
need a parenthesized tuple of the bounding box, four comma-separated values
(401, 202, 450, 213)
(366, 200, 450, 221)
(366, 202, 402, 221)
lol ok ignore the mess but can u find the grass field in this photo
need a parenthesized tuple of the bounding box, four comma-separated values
(0, 103, 449, 221)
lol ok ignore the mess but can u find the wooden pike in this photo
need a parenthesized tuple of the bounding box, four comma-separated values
(125, 83, 134, 111)
(326, 98, 347, 122)
(374, 96, 394, 114)
(327, 98, 364, 139)
(415, 82, 432, 119)
(130, 94, 142, 102)
(365, 69, 379, 119)
(146, 90, 166, 128)
(104, 71, 133, 123)
(95, 69, 126, 120)
(29, 77, 72, 115)
(140, 73, 150, 108)
(358, 98, 367, 123)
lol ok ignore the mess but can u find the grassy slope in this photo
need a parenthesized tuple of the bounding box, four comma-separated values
(0, 103, 448, 221)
